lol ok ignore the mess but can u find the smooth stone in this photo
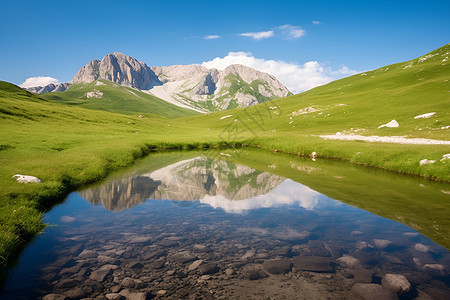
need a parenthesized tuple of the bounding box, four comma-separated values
(291, 256, 333, 273)
(128, 261, 144, 269)
(225, 268, 236, 276)
(149, 261, 165, 269)
(63, 287, 92, 299)
(384, 255, 403, 264)
(78, 249, 97, 259)
(129, 236, 152, 243)
(129, 292, 151, 300)
(240, 250, 255, 261)
(158, 239, 179, 247)
(262, 259, 292, 274)
(197, 262, 220, 275)
(170, 251, 198, 263)
(121, 277, 135, 288)
(414, 243, 431, 253)
(188, 260, 204, 271)
(351, 283, 395, 300)
(336, 255, 360, 268)
(105, 293, 122, 300)
(89, 268, 113, 282)
(240, 265, 268, 280)
(423, 264, 447, 276)
(193, 244, 212, 252)
(42, 294, 67, 300)
(119, 289, 130, 298)
(372, 239, 392, 249)
(110, 285, 121, 293)
(157, 290, 167, 296)
(382, 274, 411, 297)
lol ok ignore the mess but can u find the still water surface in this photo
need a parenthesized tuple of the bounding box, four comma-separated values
(2, 151, 449, 299)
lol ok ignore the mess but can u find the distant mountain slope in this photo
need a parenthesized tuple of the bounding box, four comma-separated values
(28, 52, 291, 113)
(149, 63, 291, 112)
(40, 80, 199, 118)
(191, 43, 449, 141)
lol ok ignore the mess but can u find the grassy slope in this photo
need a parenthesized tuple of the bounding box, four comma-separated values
(0, 81, 232, 276)
(0, 44, 449, 277)
(41, 80, 199, 118)
(177, 43, 450, 180)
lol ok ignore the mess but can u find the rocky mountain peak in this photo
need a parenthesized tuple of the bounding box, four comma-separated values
(72, 52, 161, 90)
(28, 52, 291, 112)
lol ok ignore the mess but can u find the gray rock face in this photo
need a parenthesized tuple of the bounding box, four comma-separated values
(71, 52, 161, 90)
(27, 82, 71, 94)
(27, 52, 290, 111)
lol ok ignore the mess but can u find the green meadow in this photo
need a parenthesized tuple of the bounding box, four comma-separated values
(0, 44, 449, 278)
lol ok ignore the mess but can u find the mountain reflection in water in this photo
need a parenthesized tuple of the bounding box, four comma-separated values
(81, 157, 292, 212)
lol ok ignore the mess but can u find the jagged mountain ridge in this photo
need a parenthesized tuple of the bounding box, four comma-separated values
(27, 52, 291, 112)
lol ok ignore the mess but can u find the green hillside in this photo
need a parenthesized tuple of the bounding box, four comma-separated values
(177, 44, 450, 180)
(41, 80, 200, 118)
(187, 44, 449, 139)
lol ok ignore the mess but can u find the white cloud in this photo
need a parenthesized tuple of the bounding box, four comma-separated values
(202, 52, 358, 94)
(239, 30, 274, 40)
(20, 76, 59, 88)
(204, 35, 220, 40)
(279, 25, 305, 39)
(312, 20, 321, 25)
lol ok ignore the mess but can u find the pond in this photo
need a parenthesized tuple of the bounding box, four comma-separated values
(1, 149, 449, 299)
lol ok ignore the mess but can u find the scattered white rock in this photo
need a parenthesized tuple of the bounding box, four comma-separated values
(378, 120, 399, 128)
(220, 115, 233, 120)
(440, 154, 450, 161)
(414, 112, 436, 119)
(310, 152, 317, 159)
(291, 106, 320, 116)
(86, 89, 103, 98)
(95, 81, 106, 86)
(319, 135, 450, 145)
(12, 174, 42, 183)
(220, 153, 231, 157)
(419, 159, 435, 166)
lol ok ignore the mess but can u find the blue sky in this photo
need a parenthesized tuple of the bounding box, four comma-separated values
(1, 0, 449, 93)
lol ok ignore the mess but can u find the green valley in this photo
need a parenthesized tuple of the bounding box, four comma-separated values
(0, 44, 449, 281)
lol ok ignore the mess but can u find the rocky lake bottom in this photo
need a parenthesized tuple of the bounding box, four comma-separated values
(1, 154, 449, 299)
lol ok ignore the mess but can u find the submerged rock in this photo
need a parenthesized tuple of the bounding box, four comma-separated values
(291, 256, 333, 273)
(262, 259, 292, 274)
(382, 274, 411, 297)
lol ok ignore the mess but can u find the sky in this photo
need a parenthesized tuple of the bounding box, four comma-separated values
(0, 0, 449, 94)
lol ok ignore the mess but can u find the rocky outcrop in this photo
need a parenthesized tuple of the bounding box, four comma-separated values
(72, 52, 161, 90)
